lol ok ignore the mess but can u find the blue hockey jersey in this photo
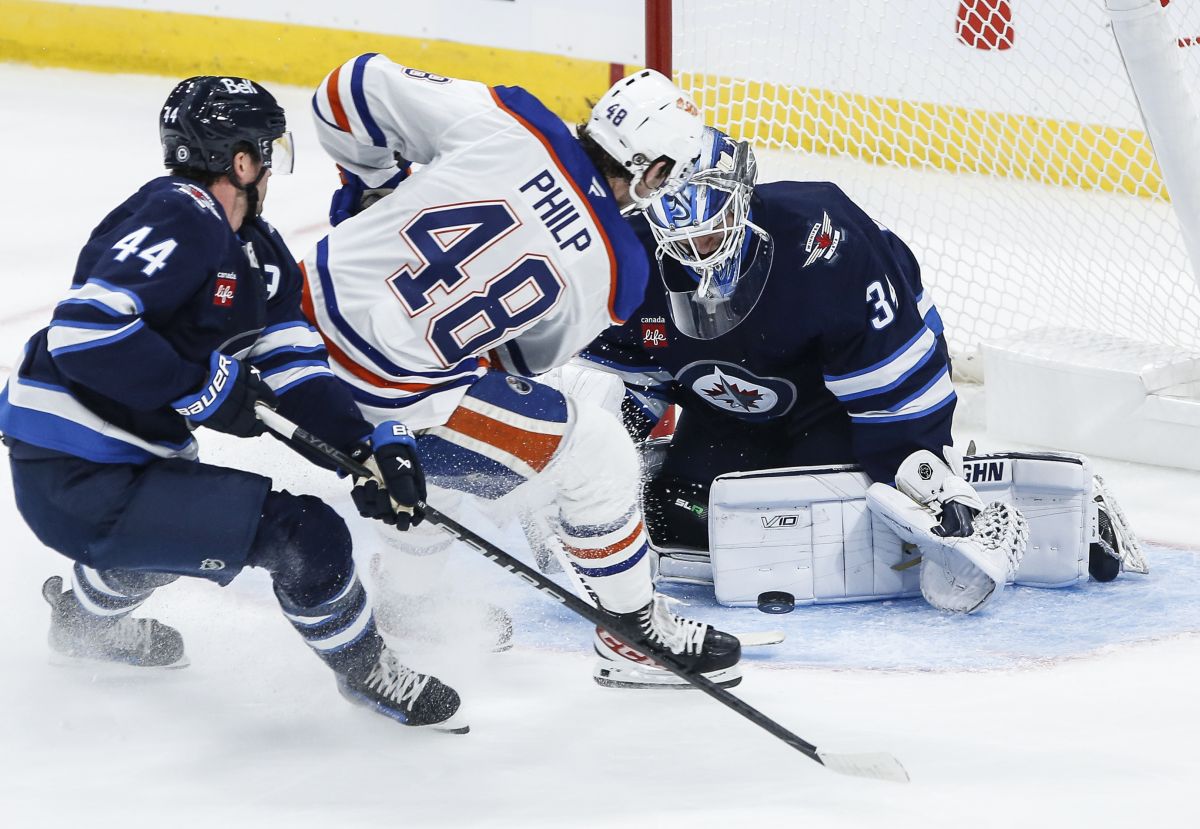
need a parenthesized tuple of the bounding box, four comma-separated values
(580, 181, 954, 483)
(0, 176, 370, 464)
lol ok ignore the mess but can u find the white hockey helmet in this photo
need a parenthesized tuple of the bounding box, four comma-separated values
(587, 69, 704, 211)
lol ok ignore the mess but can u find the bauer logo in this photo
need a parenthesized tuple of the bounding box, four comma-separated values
(642, 317, 669, 348)
(761, 514, 799, 529)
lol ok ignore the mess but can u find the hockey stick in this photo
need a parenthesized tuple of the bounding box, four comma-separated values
(255, 404, 909, 783)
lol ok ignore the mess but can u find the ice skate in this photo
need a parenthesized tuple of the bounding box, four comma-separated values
(336, 647, 468, 733)
(593, 594, 741, 689)
(42, 576, 188, 669)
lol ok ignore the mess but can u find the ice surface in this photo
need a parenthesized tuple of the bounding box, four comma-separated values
(1, 65, 1199, 828)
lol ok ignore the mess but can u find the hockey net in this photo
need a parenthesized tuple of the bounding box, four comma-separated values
(664, 0, 1200, 380)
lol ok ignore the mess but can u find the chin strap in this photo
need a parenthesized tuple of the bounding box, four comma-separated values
(235, 164, 269, 218)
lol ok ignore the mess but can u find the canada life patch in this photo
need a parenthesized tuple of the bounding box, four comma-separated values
(641, 316, 669, 348)
(803, 210, 843, 268)
(213, 272, 237, 306)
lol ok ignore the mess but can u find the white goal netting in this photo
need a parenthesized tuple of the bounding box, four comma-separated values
(671, 0, 1200, 379)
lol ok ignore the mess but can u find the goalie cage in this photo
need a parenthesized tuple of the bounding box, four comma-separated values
(645, 0, 1200, 470)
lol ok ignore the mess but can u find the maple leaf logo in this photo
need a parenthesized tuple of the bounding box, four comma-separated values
(702, 368, 765, 411)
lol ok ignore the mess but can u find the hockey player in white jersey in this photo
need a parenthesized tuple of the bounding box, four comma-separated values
(303, 53, 741, 688)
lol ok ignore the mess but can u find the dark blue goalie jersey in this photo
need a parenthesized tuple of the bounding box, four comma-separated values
(0, 176, 370, 464)
(580, 181, 955, 484)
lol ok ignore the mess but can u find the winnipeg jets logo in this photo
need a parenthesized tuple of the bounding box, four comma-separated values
(678, 361, 796, 422)
(173, 183, 220, 219)
(803, 211, 842, 268)
(696, 366, 773, 413)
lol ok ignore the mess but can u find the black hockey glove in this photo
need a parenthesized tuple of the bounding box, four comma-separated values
(349, 422, 427, 531)
(171, 352, 277, 438)
(329, 163, 410, 227)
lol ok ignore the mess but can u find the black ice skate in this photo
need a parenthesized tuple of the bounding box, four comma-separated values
(593, 595, 742, 689)
(337, 647, 468, 733)
(42, 576, 188, 668)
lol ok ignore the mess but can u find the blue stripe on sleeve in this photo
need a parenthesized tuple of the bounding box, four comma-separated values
(350, 53, 387, 147)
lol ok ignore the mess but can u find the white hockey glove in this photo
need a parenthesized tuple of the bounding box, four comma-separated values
(866, 449, 1029, 614)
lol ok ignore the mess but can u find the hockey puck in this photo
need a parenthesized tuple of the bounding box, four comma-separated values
(757, 591, 795, 614)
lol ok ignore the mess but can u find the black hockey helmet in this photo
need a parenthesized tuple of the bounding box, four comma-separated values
(160, 76, 291, 175)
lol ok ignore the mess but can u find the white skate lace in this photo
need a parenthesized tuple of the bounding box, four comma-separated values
(974, 502, 1030, 579)
(102, 617, 153, 654)
(641, 595, 708, 656)
(364, 650, 430, 710)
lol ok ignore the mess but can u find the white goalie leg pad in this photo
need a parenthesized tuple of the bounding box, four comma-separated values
(964, 452, 1097, 587)
(707, 466, 920, 607)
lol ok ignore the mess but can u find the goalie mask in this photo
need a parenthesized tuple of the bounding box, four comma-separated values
(646, 127, 773, 339)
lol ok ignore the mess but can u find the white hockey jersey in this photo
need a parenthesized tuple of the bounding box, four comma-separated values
(302, 53, 649, 429)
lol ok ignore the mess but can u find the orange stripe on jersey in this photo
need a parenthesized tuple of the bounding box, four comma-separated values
(444, 405, 562, 472)
(487, 88, 623, 324)
(563, 521, 645, 561)
(325, 65, 352, 133)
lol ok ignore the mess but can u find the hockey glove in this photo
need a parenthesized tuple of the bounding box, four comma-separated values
(350, 422, 427, 531)
(171, 352, 277, 438)
(329, 164, 410, 227)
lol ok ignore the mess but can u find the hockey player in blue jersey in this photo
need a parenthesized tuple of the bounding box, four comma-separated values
(0, 76, 464, 730)
(575, 127, 1141, 613)
(583, 127, 959, 540)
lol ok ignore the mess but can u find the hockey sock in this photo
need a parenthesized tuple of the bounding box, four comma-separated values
(558, 505, 654, 615)
(275, 567, 383, 676)
(69, 563, 177, 618)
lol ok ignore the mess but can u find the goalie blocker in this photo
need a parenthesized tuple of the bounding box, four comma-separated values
(671, 451, 1147, 611)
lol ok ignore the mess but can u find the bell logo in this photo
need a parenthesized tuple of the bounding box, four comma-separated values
(220, 78, 256, 95)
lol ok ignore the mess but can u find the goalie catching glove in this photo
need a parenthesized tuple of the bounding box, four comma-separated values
(349, 422, 426, 531)
(866, 449, 1029, 614)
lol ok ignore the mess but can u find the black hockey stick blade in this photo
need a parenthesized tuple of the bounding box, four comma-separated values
(255, 405, 910, 782)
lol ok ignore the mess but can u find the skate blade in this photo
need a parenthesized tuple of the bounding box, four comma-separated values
(735, 630, 785, 647)
(48, 650, 190, 670)
(592, 661, 742, 690)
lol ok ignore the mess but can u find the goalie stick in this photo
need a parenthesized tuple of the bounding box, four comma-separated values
(255, 404, 909, 783)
